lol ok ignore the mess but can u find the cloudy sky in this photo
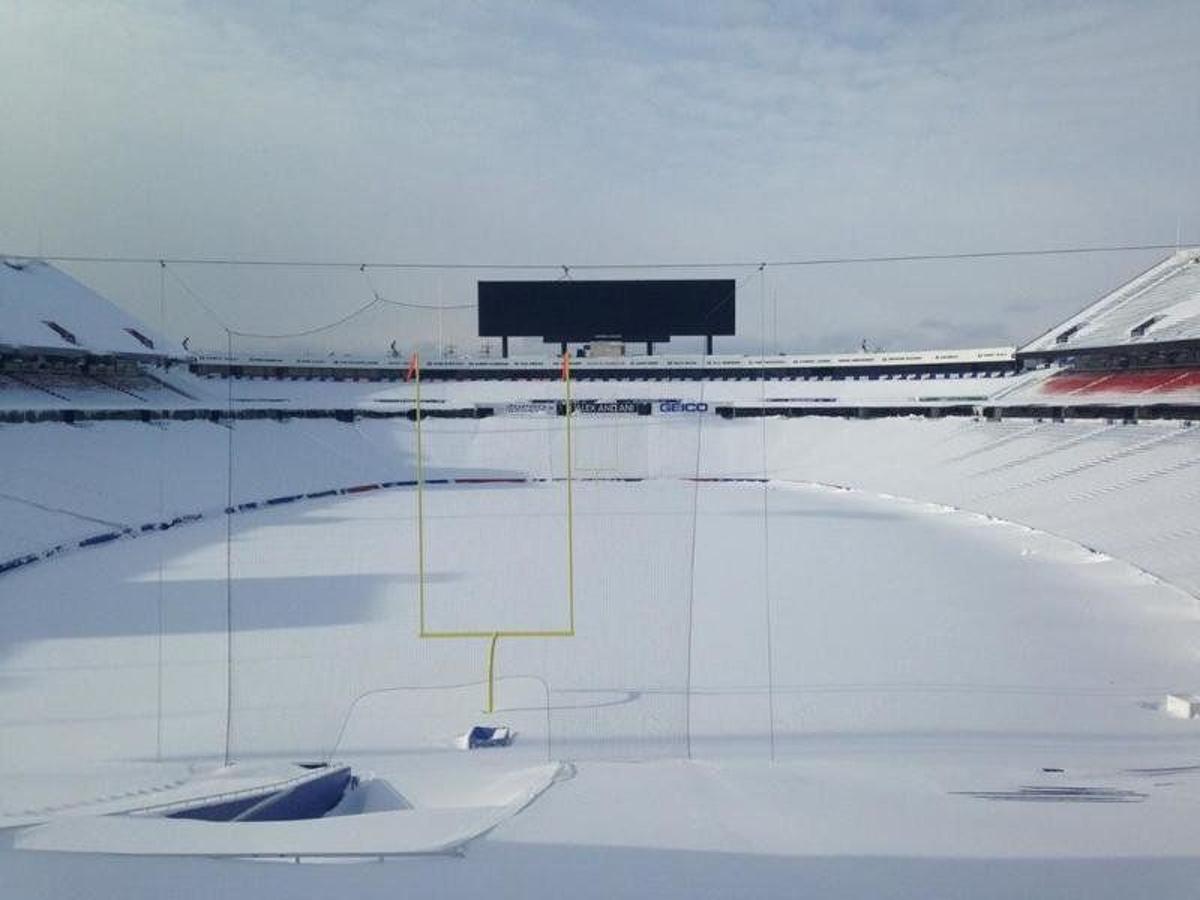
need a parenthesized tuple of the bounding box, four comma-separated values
(1, 1, 1197, 355)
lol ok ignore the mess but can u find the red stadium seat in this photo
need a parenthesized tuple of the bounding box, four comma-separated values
(1076, 370, 1177, 394)
(1039, 372, 1109, 394)
(1041, 368, 1200, 397)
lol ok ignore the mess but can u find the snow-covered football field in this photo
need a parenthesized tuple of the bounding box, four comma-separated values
(3, 413, 1200, 897)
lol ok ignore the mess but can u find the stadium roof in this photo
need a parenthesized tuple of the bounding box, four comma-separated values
(0, 259, 175, 359)
(1021, 248, 1200, 358)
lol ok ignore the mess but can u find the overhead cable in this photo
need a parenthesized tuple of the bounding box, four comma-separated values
(2, 241, 1189, 272)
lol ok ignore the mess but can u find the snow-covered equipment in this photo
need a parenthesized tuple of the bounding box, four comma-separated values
(464, 725, 512, 749)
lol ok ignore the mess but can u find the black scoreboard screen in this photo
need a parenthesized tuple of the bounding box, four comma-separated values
(478, 279, 735, 342)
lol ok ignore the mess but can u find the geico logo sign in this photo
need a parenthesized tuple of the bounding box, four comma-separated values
(658, 400, 709, 413)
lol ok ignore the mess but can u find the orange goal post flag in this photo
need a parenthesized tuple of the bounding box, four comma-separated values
(560, 350, 571, 381)
(405, 352, 420, 383)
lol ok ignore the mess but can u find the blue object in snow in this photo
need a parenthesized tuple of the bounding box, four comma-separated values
(467, 725, 512, 749)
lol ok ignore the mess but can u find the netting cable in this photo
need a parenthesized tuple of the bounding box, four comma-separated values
(155, 260, 166, 762)
(54, 240, 1193, 352)
(361, 266, 475, 311)
(683, 348, 704, 760)
(223, 326, 235, 766)
(760, 264, 777, 762)
(166, 264, 383, 339)
(683, 265, 769, 759)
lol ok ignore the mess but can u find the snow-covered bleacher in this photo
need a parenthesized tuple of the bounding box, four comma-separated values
(0, 418, 398, 566)
(0, 259, 198, 413)
(995, 366, 1200, 407)
(1002, 248, 1200, 410)
(2, 413, 1199, 602)
(0, 360, 200, 411)
(215, 367, 1030, 410)
(763, 416, 1200, 596)
(0, 260, 176, 359)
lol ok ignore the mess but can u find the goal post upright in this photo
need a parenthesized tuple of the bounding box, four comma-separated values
(412, 349, 577, 714)
(564, 350, 576, 636)
(412, 352, 427, 637)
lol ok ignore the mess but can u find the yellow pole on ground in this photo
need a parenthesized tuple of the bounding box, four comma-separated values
(486, 632, 500, 714)
(564, 352, 576, 634)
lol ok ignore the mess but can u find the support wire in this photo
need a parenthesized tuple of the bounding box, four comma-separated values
(223, 327, 235, 767)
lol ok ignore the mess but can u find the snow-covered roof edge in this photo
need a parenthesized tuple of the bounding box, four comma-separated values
(0, 259, 181, 359)
(1020, 248, 1200, 356)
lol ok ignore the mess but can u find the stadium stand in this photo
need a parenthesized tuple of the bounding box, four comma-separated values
(2, 415, 1199, 598)
(1039, 368, 1200, 396)
(989, 247, 1200, 414)
(994, 366, 1200, 410)
(0, 358, 199, 411)
(0, 259, 175, 359)
(191, 346, 1022, 383)
(0, 260, 196, 412)
(3, 251, 1200, 602)
(1022, 248, 1200, 359)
